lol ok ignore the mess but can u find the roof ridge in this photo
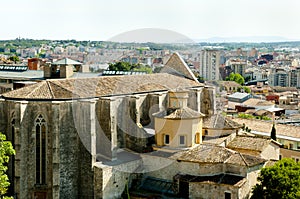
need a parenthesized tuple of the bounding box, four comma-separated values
(27, 81, 47, 98)
(46, 81, 55, 99)
(47, 80, 78, 98)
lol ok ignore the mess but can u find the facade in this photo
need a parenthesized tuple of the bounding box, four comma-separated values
(199, 49, 220, 81)
(231, 118, 300, 161)
(0, 53, 281, 199)
(0, 73, 212, 199)
(153, 90, 205, 148)
(226, 59, 247, 77)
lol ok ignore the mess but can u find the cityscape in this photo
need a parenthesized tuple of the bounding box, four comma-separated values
(1, 0, 300, 199)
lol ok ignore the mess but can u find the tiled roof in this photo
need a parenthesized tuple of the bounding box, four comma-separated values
(153, 107, 205, 119)
(227, 136, 273, 153)
(243, 98, 274, 107)
(2, 73, 201, 100)
(177, 144, 266, 167)
(203, 114, 242, 129)
(161, 53, 198, 82)
(219, 81, 241, 88)
(230, 118, 300, 139)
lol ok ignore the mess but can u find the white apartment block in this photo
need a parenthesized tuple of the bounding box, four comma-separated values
(199, 49, 220, 81)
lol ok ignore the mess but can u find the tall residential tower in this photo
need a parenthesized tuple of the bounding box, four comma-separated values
(199, 49, 220, 81)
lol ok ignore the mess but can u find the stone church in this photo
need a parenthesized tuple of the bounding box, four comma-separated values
(0, 53, 214, 198)
(0, 53, 279, 199)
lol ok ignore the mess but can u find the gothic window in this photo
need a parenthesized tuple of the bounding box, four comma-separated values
(35, 114, 47, 185)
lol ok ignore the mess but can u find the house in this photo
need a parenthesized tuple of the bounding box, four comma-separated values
(230, 118, 300, 162)
(228, 92, 251, 103)
(219, 81, 241, 94)
(202, 114, 242, 137)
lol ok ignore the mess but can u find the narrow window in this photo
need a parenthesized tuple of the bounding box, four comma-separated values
(179, 135, 186, 146)
(195, 133, 200, 144)
(35, 114, 47, 185)
(164, 134, 170, 145)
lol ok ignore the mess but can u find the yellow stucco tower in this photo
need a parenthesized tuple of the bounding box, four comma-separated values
(153, 90, 205, 148)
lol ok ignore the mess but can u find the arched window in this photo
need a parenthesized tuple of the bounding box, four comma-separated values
(35, 114, 47, 185)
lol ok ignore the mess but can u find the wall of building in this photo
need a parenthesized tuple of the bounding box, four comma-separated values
(280, 148, 300, 161)
(261, 143, 280, 160)
(93, 159, 142, 199)
(155, 118, 201, 148)
(189, 181, 240, 199)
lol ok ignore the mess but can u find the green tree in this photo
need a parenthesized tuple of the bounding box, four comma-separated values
(108, 62, 152, 73)
(237, 86, 251, 93)
(108, 62, 132, 71)
(225, 72, 245, 85)
(251, 158, 300, 199)
(8, 55, 19, 64)
(271, 123, 276, 140)
(0, 132, 15, 197)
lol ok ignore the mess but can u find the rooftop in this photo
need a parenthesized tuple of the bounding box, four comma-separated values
(153, 107, 205, 119)
(52, 58, 82, 65)
(161, 52, 198, 82)
(243, 98, 274, 107)
(177, 144, 266, 167)
(228, 92, 250, 100)
(227, 136, 278, 155)
(203, 114, 242, 129)
(2, 73, 201, 100)
(231, 117, 300, 140)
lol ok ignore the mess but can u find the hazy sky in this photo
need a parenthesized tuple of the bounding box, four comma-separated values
(1, 0, 300, 41)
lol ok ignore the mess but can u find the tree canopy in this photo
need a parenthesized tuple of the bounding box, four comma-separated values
(251, 158, 300, 199)
(237, 86, 250, 93)
(108, 62, 152, 73)
(225, 72, 245, 85)
(0, 132, 15, 197)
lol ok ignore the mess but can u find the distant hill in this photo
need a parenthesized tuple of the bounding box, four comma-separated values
(196, 36, 294, 43)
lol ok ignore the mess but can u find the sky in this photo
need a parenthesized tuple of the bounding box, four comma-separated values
(1, 0, 300, 42)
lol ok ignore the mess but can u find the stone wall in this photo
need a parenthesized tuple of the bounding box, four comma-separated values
(189, 181, 240, 199)
(93, 159, 142, 199)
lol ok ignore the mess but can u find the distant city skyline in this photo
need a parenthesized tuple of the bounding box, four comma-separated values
(1, 0, 300, 42)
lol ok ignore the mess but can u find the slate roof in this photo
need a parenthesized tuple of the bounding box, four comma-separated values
(52, 58, 82, 65)
(203, 114, 242, 129)
(161, 53, 198, 82)
(153, 107, 205, 119)
(177, 144, 266, 167)
(2, 73, 201, 100)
